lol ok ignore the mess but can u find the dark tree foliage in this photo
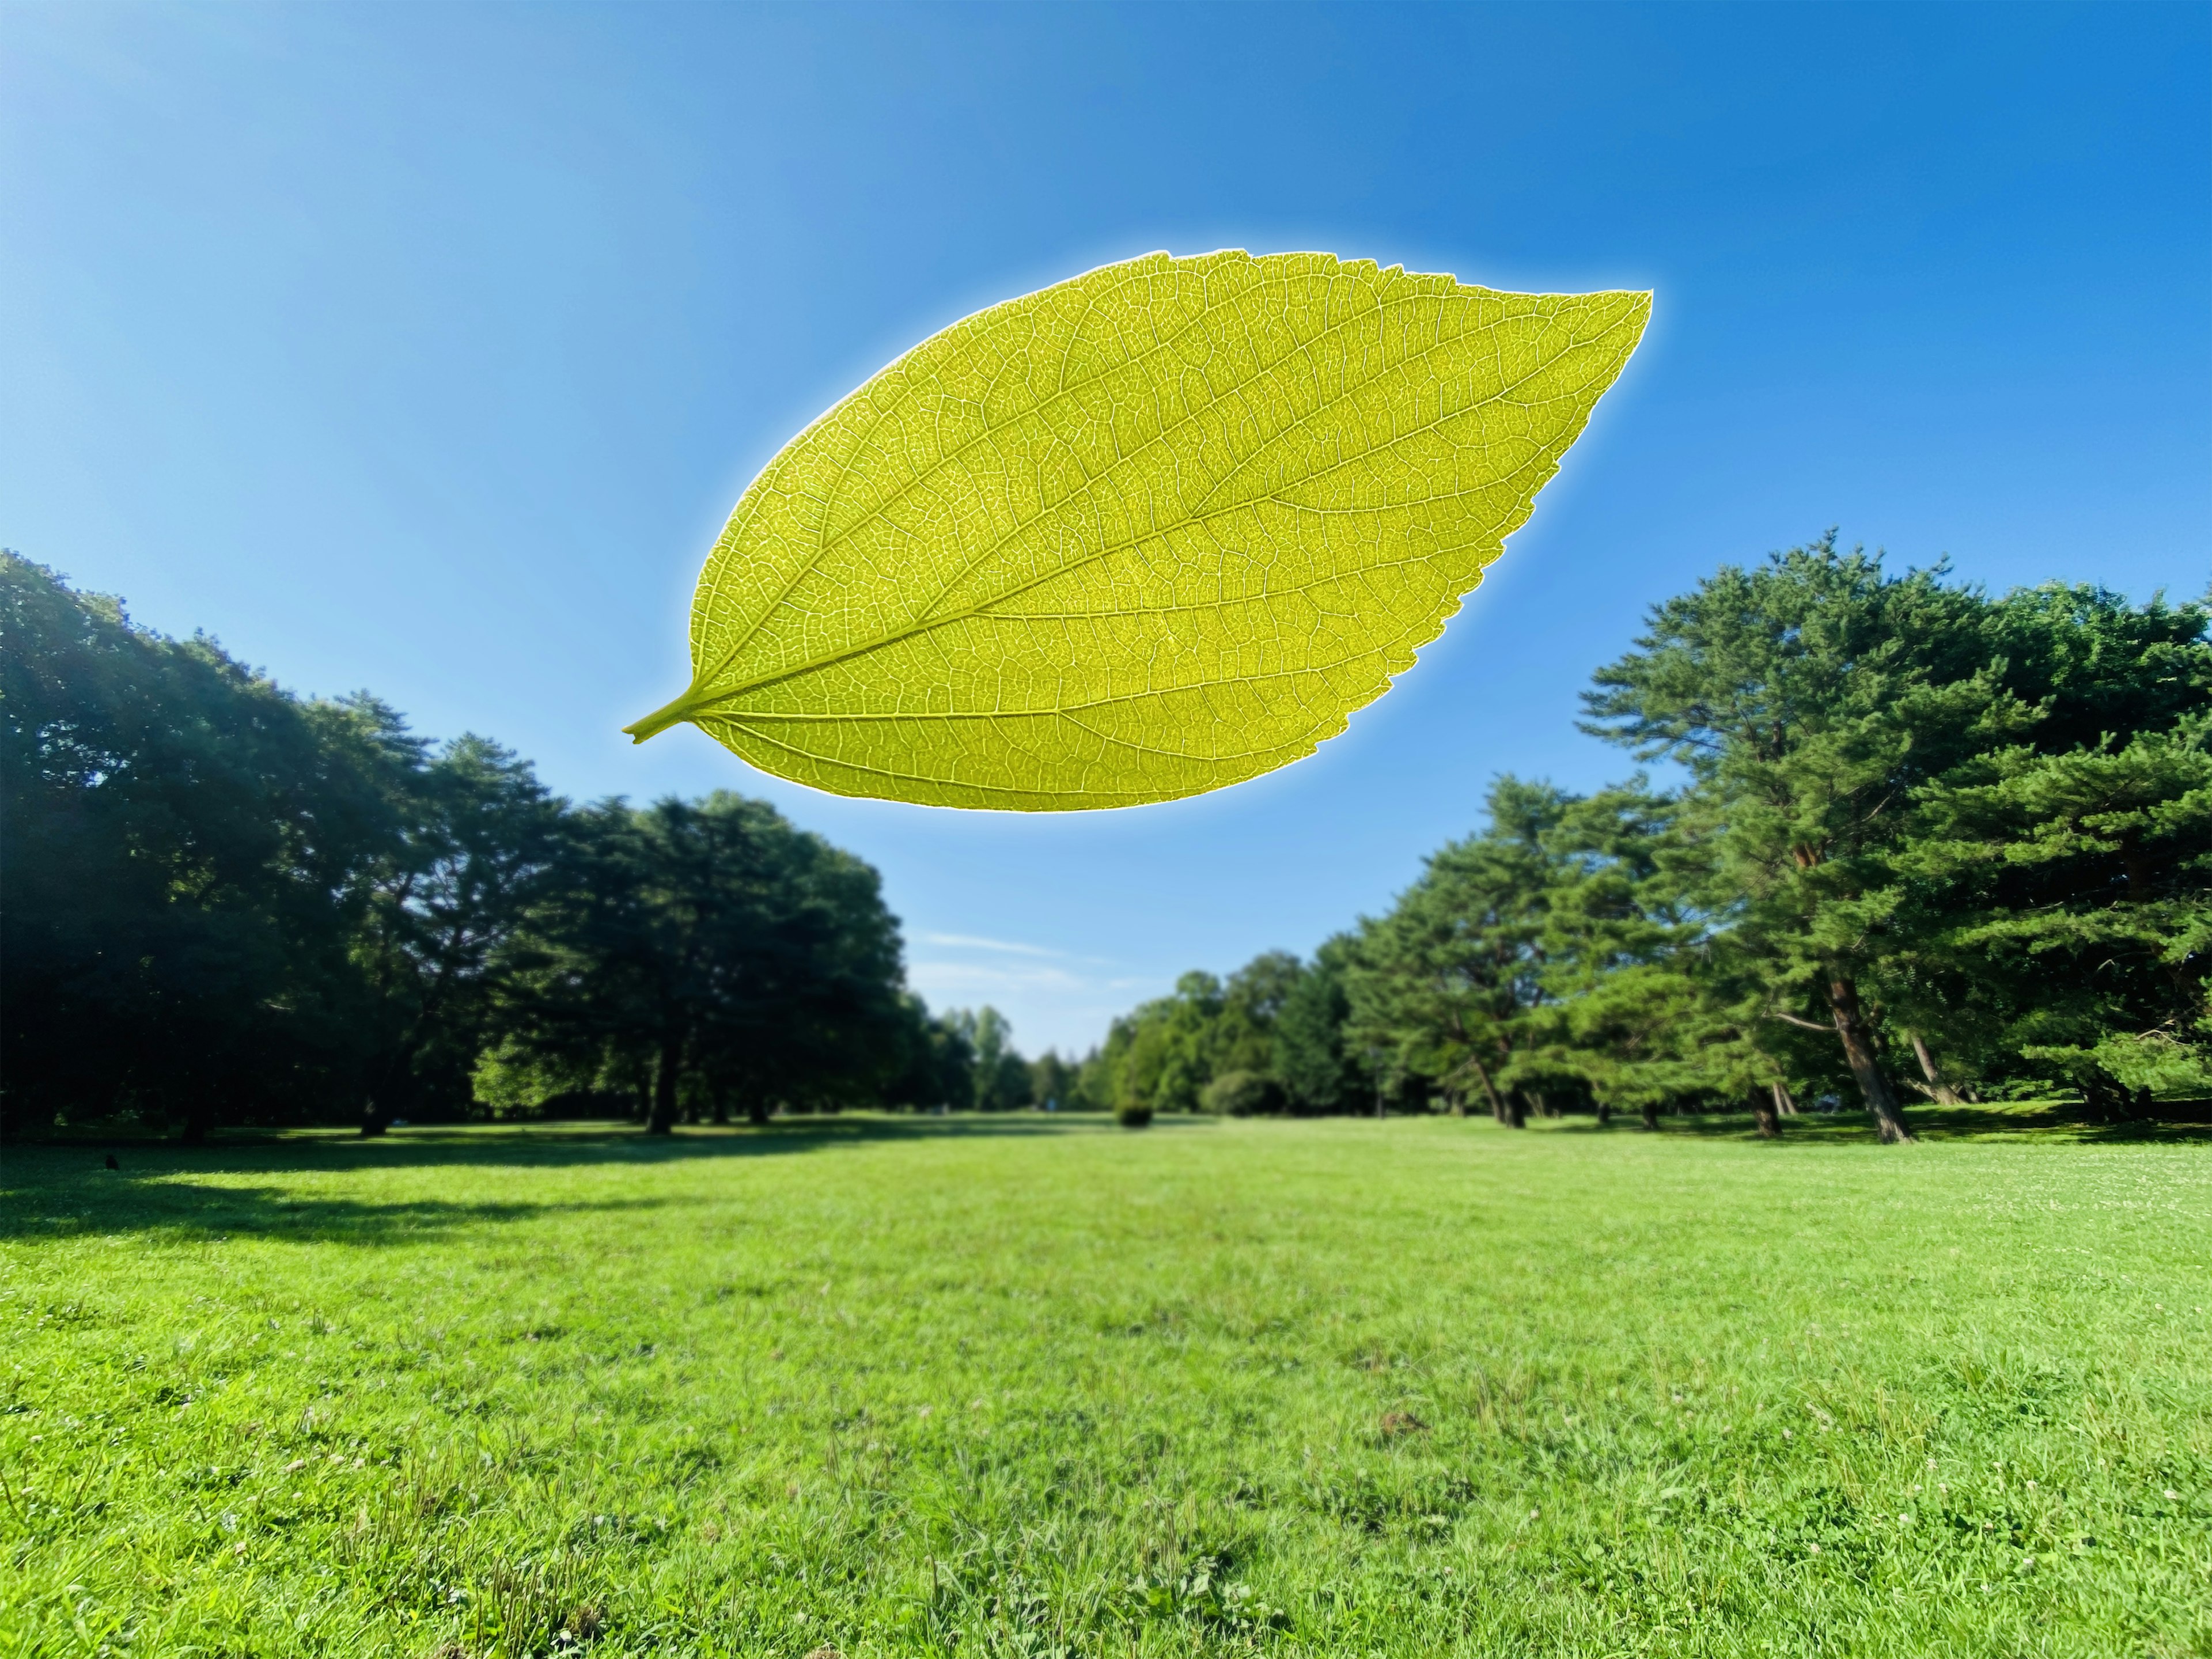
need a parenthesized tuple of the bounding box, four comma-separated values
(2, 554, 407, 1139)
(2, 556, 974, 1139)
(1344, 778, 1566, 1123)
(882, 996, 978, 1113)
(505, 794, 908, 1132)
(1984, 583, 2212, 756)
(353, 732, 567, 1134)
(1579, 535, 2024, 1141)
(1893, 711, 2212, 1116)
(1271, 938, 1359, 1114)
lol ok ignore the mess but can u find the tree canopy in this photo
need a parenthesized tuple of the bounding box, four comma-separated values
(1070, 538, 2212, 1141)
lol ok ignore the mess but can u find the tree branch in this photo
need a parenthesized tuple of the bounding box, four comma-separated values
(1766, 1010, 1832, 1032)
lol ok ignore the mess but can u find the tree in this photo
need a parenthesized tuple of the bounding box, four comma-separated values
(1213, 952, 1301, 1077)
(1271, 940, 1361, 1114)
(1984, 582, 2212, 757)
(1202, 1069, 1287, 1115)
(1345, 779, 1569, 1123)
(1028, 1050, 1080, 1112)
(1, 555, 407, 1140)
(1083, 972, 1225, 1115)
(352, 732, 568, 1134)
(952, 1007, 1033, 1110)
(1070, 947, 1368, 1119)
(509, 793, 907, 1132)
(1581, 535, 2024, 1142)
(884, 997, 978, 1113)
(1526, 785, 1723, 1127)
(1897, 715, 2212, 1114)
(1858, 582, 2212, 1106)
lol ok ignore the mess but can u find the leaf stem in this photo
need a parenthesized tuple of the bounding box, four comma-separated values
(623, 688, 703, 745)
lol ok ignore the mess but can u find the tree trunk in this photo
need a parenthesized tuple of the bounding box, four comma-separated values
(1639, 1100, 1660, 1131)
(1772, 1080, 1798, 1118)
(1908, 1032, 1962, 1105)
(1828, 975, 1915, 1143)
(647, 1033, 681, 1135)
(1596, 1101, 1613, 1127)
(747, 1097, 771, 1126)
(2082, 1069, 2150, 1123)
(1467, 1056, 1508, 1124)
(1751, 1086, 1781, 1139)
(360, 1032, 420, 1139)
(1503, 1092, 1527, 1129)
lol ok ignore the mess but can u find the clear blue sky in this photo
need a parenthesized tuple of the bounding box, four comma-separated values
(5, 2, 2207, 1056)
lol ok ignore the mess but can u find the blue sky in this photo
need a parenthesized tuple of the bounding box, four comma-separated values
(5, 2, 2207, 1056)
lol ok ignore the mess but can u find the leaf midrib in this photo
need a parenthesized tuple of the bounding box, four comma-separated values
(681, 416, 1570, 724)
(682, 318, 1607, 721)
(698, 272, 1534, 684)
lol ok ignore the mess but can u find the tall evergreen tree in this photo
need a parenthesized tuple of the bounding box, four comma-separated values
(1897, 715, 2212, 1113)
(1344, 779, 1569, 1123)
(1532, 785, 1733, 1127)
(1581, 535, 2025, 1142)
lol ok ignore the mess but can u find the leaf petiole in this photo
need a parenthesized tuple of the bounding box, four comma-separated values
(623, 689, 711, 744)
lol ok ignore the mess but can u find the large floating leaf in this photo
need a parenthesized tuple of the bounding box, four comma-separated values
(628, 249, 1649, 810)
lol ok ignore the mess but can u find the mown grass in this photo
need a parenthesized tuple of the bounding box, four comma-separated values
(3, 1111, 2207, 1657)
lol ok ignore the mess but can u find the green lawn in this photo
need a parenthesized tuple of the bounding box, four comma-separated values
(3, 1113, 2207, 1658)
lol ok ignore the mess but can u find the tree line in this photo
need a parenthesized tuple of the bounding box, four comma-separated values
(1, 553, 1033, 1141)
(9, 539, 2206, 1144)
(1065, 536, 2212, 1140)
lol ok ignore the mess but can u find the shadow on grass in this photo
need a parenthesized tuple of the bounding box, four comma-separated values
(1, 1113, 1166, 1243)
(0, 1176, 676, 1245)
(1618, 1098, 2212, 1145)
(16, 1100, 2201, 1244)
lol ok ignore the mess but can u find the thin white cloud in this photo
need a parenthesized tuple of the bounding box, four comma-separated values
(907, 941, 1165, 1054)
(921, 931, 1063, 958)
(908, 961, 1088, 993)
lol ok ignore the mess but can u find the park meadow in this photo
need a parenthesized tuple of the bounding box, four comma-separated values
(6, 1106, 2210, 1658)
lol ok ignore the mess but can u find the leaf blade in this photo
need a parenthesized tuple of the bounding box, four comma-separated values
(630, 249, 1650, 810)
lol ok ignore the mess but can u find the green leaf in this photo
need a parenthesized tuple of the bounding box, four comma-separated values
(627, 249, 1650, 810)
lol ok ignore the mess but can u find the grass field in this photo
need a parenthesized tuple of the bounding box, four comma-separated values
(3, 1111, 2208, 1658)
